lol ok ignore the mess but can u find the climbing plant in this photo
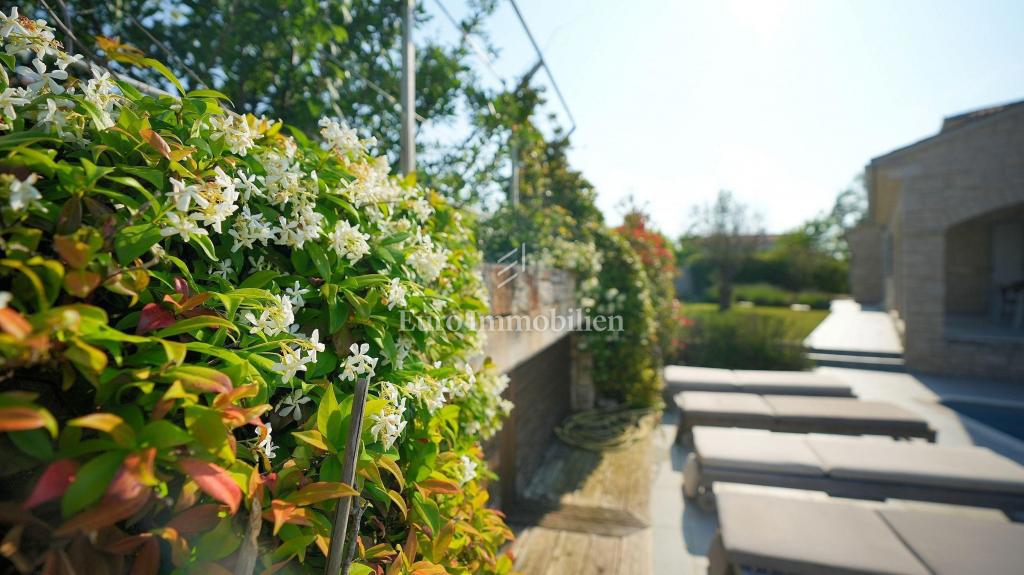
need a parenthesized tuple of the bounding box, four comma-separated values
(0, 8, 513, 574)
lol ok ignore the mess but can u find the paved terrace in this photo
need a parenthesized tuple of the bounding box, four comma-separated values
(511, 366, 1024, 574)
(804, 299, 903, 355)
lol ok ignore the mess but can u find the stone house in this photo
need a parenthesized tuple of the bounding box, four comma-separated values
(848, 99, 1024, 379)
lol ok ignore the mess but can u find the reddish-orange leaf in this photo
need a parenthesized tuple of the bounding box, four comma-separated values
(139, 128, 171, 160)
(0, 307, 32, 339)
(23, 459, 79, 510)
(416, 478, 461, 495)
(166, 504, 223, 535)
(0, 406, 48, 433)
(137, 303, 175, 334)
(55, 470, 151, 536)
(69, 413, 136, 446)
(264, 499, 311, 535)
(179, 459, 241, 514)
(129, 538, 160, 575)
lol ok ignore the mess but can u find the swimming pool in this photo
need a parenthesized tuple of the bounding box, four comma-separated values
(944, 400, 1024, 442)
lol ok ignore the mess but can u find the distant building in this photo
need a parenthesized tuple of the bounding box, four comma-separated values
(848, 99, 1024, 379)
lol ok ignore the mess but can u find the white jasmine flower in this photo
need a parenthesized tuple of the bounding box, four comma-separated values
(285, 281, 310, 308)
(386, 278, 407, 310)
(54, 51, 83, 71)
(271, 344, 309, 383)
(234, 170, 261, 201)
(229, 206, 277, 251)
(369, 411, 406, 451)
(255, 423, 278, 459)
(6, 173, 41, 211)
(328, 220, 371, 264)
(0, 291, 11, 309)
(209, 114, 257, 156)
(340, 342, 378, 382)
(16, 58, 67, 94)
(243, 295, 295, 337)
(211, 259, 233, 280)
(276, 388, 311, 421)
(304, 328, 325, 363)
(0, 87, 29, 122)
(168, 177, 207, 212)
(458, 455, 477, 485)
(160, 212, 207, 241)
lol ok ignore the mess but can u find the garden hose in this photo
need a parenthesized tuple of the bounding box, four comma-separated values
(555, 406, 660, 451)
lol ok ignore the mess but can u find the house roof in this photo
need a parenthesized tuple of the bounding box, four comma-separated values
(870, 98, 1024, 165)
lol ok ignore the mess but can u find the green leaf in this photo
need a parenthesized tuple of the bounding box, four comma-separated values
(239, 270, 279, 289)
(316, 385, 343, 449)
(411, 491, 441, 535)
(192, 233, 218, 261)
(153, 315, 239, 338)
(306, 242, 332, 282)
(186, 89, 233, 103)
(185, 406, 233, 462)
(142, 58, 185, 95)
(9, 428, 54, 460)
(138, 420, 192, 449)
(61, 451, 125, 517)
(114, 224, 163, 265)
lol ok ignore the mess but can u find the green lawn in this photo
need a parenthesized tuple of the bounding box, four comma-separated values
(681, 302, 829, 341)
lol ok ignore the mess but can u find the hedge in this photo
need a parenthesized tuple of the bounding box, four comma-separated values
(0, 9, 514, 574)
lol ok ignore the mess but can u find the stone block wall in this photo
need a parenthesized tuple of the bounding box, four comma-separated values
(847, 223, 884, 304)
(478, 264, 577, 505)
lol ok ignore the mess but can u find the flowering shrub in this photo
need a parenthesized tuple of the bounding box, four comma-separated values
(579, 230, 661, 407)
(0, 9, 514, 574)
(615, 209, 681, 359)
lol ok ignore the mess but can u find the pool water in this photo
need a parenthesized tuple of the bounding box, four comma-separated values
(946, 401, 1024, 442)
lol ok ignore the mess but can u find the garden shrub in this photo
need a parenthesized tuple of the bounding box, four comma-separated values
(580, 230, 661, 407)
(794, 290, 834, 310)
(0, 11, 514, 574)
(673, 312, 810, 371)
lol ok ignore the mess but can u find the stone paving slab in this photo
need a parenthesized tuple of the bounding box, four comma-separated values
(805, 300, 904, 355)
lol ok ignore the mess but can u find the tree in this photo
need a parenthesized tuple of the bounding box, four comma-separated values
(25, 0, 497, 174)
(687, 190, 762, 311)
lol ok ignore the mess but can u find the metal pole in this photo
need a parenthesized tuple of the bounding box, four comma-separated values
(324, 378, 369, 575)
(400, 0, 416, 176)
(510, 131, 519, 206)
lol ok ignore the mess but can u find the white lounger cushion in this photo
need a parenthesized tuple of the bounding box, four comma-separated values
(766, 396, 926, 429)
(879, 508, 1024, 574)
(717, 490, 929, 575)
(693, 426, 1024, 495)
(693, 427, 824, 476)
(716, 489, 1024, 575)
(811, 439, 1024, 494)
(664, 365, 854, 396)
(663, 365, 740, 391)
(733, 369, 851, 396)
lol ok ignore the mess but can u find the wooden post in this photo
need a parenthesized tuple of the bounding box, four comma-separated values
(324, 378, 369, 575)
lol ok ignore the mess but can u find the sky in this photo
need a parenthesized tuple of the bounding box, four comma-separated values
(422, 0, 1024, 236)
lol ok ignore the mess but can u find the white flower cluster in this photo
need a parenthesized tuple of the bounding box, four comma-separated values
(209, 113, 258, 156)
(0, 9, 118, 135)
(407, 232, 449, 283)
(243, 294, 295, 337)
(458, 455, 477, 485)
(319, 117, 375, 157)
(270, 329, 324, 383)
(369, 382, 407, 450)
(328, 220, 371, 264)
(340, 342, 378, 382)
(405, 375, 448, 414)
(161, 167, 240, 240)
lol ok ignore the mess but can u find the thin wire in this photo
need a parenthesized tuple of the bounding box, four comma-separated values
(507, 0, 576, 136)
(126, 13, 208, 88)
(432, 0, 507, 88)
(325, 56, 426, 123)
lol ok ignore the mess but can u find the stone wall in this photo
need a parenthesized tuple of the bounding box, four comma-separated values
(478, 264, 577, 505)
(869, 104, 1024, 379)
(945, 218, 991, 315)
(847, 223, 884, 304)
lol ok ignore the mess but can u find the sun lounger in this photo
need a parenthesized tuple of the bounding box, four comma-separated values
(664, 365, 855, 397)
(683, 427, 1024, 511)
(708, 488, 1024, 575)
(675, 391, 936, 443)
